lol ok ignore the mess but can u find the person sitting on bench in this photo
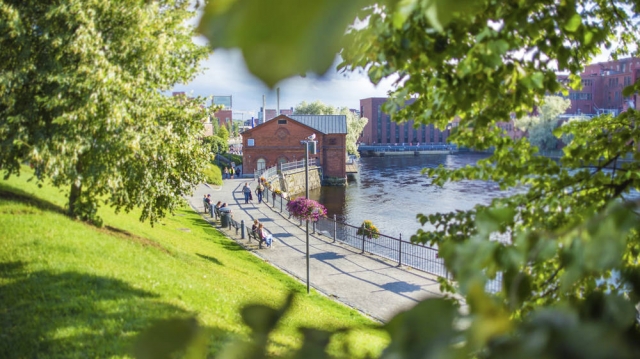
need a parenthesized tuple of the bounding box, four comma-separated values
(257, 223, 273, 249)
(251, 219, 260, 235)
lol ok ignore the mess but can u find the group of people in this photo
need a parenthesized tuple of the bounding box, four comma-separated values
(203, 194, 225, 216)
(242, 181, 265, 204)
(251, 219, 273, 248)
(223, 166, 238, 179)
(203, 192, 273, 249)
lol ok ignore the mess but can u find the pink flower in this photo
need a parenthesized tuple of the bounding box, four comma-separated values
(286, 197, 327, 222)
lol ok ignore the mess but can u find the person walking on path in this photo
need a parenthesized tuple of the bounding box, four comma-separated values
(255, 182, 264, 204)
(223, 167, 229, 179)
(242, 182, 252, 204)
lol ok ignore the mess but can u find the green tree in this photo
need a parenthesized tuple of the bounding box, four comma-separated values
(0, 0, 210, 225)
(216, 125, 230, 143)
(294, 101, 368, 156)
(195, 1, 640, 358)
(515, 96, 571, 151)
(202, 135, 228, 155)
(294, 100, 337, 115)
(343, 108, 368, 157)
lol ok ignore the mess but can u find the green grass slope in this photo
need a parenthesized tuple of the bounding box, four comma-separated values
(0, 170, 387, 358)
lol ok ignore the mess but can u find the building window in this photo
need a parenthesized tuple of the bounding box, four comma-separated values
(256, 158, 266, 172)
(278, 119, 287, 124)
(248, 139, 255, 146)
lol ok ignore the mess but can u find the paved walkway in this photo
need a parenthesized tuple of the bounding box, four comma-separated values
(187, 178, 443, 322)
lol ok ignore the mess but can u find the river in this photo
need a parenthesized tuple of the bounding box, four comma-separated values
(302, 153, 510, 239)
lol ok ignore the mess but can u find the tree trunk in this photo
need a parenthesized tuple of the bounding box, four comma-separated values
(68, 160, 83, 218)
(68, 182, 82, 218)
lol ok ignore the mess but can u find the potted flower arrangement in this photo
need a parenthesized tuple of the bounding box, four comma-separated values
(273, 188, 282, 195)
(286, 197, 327, 222)
(357, 220, 380, 239)
(259, 176, 266, 183)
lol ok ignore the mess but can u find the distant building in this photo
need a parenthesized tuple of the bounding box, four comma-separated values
(359, 98, 452, 145)
(212, 95, 232, 110)
(241, 114, 347, 179)
(213, 109, 233, 128)
(561, 57, 640, 116)
(359, 97, 523, 144)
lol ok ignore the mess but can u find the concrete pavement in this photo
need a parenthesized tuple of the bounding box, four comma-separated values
(187, 178, 444, 323)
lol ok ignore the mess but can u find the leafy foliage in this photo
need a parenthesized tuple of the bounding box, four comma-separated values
(0, 0, 210, 225)
(198, 0, 374, 87)
(200, 0, 640, 358)
(356, 220, 380, 239)
(217, 126, 230, 143)
(514, 96, 571, 151)
(286, 197, 327, 222)
(203, 136, 229, 155)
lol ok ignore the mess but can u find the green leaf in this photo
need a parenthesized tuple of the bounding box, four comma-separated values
(564, 14, 582, 32)
(382, 298, 462, 359)
(393, 0, 418, 28)
(132, 317, 203, 359)
(198, 0, 371, 87)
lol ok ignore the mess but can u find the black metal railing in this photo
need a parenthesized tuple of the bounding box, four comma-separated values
(212, 185, 503, 293)
(260, 186, 464, 285)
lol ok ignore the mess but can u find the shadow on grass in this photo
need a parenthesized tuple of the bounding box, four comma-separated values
(196, 253, 223, 266)
(0, 184, 66, 215)
(0, 261, 215, 358)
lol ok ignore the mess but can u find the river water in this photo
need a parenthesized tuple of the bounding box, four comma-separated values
(303, 153, 510, 240)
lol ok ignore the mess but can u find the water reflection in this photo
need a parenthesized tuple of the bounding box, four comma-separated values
(300, 153, 510, 239)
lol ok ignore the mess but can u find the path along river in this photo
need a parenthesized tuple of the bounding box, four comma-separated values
(301, 152, 509, 240)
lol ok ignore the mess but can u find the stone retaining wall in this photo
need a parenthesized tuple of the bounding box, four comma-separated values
(264, 168, 322, 198)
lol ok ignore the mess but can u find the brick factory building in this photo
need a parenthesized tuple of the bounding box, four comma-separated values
(562, 57, 640, 116)
(241, 114, 347, 180)
(358, 97, 454, 145)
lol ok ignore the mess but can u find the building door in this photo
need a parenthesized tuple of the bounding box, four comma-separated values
(256, 158, 266, 174)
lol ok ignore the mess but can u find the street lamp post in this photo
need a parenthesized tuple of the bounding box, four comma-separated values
(301, 134, 316, 294)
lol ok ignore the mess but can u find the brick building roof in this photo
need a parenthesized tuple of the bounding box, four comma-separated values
(288, 115, 347, 134)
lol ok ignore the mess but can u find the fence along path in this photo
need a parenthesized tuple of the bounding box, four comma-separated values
(188, 178, 446, 322)
(252, 162, 502, 293)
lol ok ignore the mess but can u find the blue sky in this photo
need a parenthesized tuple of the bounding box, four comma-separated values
(171, 48, 396, 118)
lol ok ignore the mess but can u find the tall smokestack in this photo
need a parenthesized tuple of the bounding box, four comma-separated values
(277, 87, 280, 116)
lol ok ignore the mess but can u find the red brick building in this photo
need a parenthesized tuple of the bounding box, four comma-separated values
(359, 97, 523, 144)
(563, 57, 640, 116)
(241, 114, 347, 179)
(359, 97, 452, 145)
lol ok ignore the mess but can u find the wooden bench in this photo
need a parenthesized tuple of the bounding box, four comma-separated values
(247, 229, 260, 243)
(248, 229, 270, 248)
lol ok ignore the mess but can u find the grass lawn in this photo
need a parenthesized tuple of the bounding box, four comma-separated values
(0, 169, 388, 358)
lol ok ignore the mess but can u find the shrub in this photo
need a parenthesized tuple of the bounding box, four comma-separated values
(357, 220, 380, 239)
(203, 163, 222, 185)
